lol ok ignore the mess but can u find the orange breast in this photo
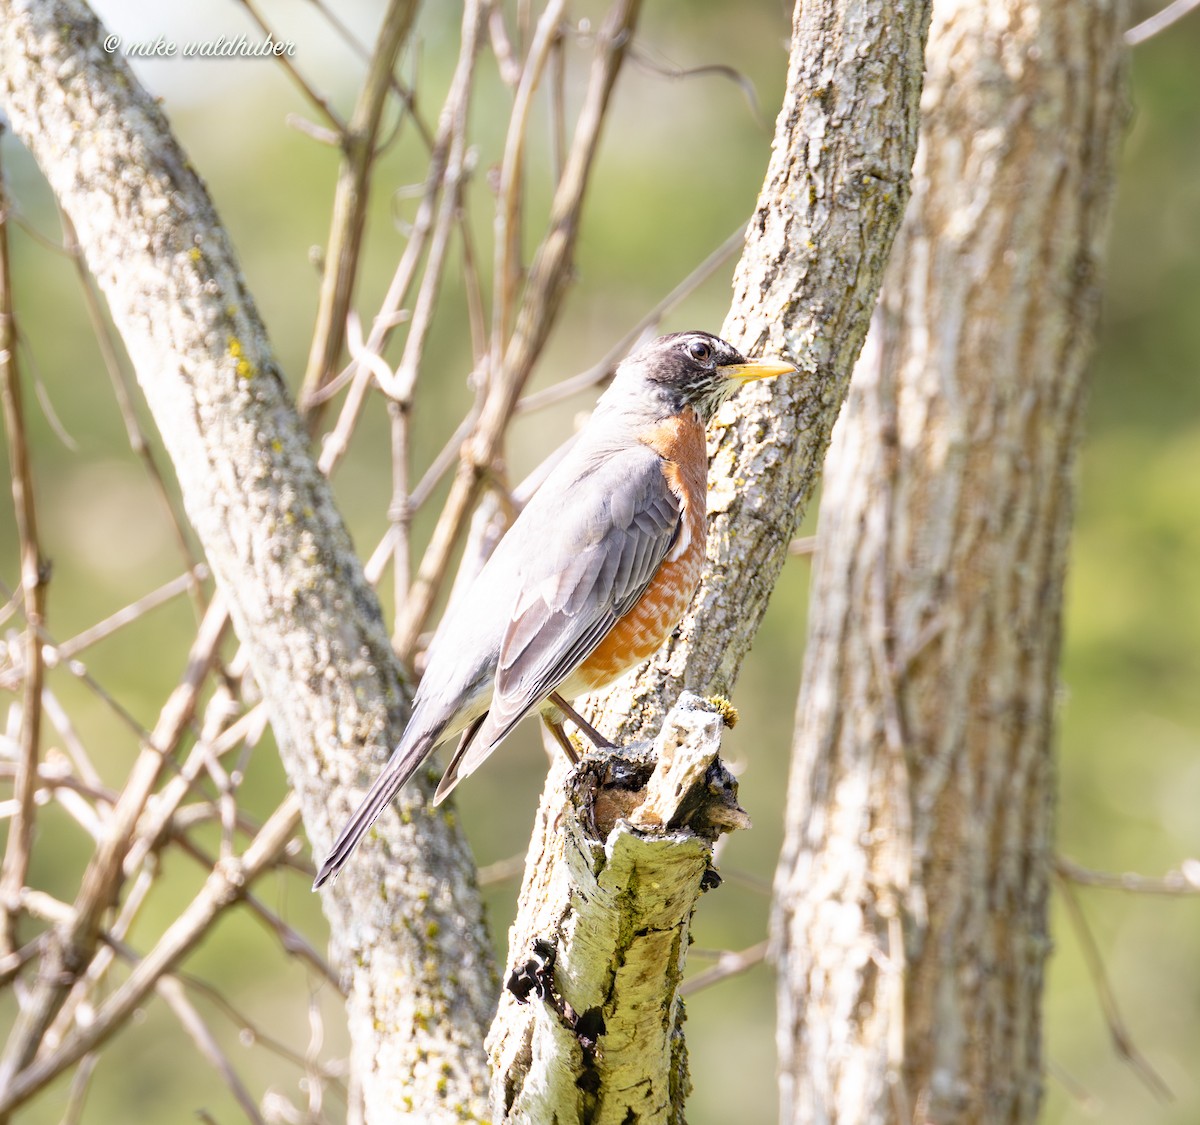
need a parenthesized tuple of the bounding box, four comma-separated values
(572, 408, 708, 692)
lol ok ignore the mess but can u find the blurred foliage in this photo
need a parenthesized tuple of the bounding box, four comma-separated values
(0, 0, 1197, 1122)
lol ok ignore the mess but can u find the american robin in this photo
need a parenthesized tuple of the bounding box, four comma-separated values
(314, 331, 792, 887)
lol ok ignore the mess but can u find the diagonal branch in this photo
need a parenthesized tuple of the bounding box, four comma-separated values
(583, 0, 931, 741)
(300, 0, 421, 417)
(0, 794, 303, 1113)
(393, 0, 644, 659)
(0, 2, 495, 1118)
(497, 0, 932, 1112)
(0, 138, 48, 959)
(0, 594, 229, 1092)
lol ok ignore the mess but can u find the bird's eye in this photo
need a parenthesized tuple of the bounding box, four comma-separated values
(687, 339, 712, 363)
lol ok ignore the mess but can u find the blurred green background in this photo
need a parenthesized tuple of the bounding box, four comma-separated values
(0, 0, 1197, 1122)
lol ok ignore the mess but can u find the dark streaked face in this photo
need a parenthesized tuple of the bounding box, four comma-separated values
(631, 331, 794, 423)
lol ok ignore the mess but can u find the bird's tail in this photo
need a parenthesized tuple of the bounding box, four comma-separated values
(313, 730, 438, 889)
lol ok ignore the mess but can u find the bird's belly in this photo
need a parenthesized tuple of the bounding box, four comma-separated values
(567, 549, 703, 695)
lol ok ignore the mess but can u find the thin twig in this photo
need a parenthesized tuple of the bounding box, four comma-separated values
(243, 893, 341, 990)
(679, 939, 768, 996)
(179, 971, 348, 1090)
(491, 0, 567, 355)
(0, 144, 48, 958)
(157, 976, 266, 1125)
(488, 4, 522, 87)
(306, 0, 436, 149)
(60, 211, 207, 618)
(394, 0, 645, 659)
(1125, 0, 1200, 44)
(477, 852, 527, 886)
(0, 579, 147, 735)
(389, 398, 411, 636)
(0, 794, 303, 1114)
(1056, 854, 1200, 897)
(236, 0, 346, 133)
(515, 222, 747, 415)
(0, 597, 229, 1090)
(301, 0, 420, 420)
(49, 567, 208, 663)
(60, 1053, 99, 1125)
(312, 2, 486, 472)
(25, 691, 101, 789)
(627, 46, 764, 128)
(1054, 870, 1173, 1102)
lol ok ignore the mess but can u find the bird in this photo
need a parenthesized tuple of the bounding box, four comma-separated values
(314, 331, 793, 887)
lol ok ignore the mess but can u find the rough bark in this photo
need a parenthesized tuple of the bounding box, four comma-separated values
(0, 3, 493, 1120)
(772, 2, 1128, 1121)
(586, 0, 933, 740)
(491, 0, 933, 1115)
(489, 695, 749, 1124)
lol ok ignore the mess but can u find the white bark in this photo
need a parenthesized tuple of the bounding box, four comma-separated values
(489, 694, 749, 1124)
(492, 0, 934, 1116)
(0, 2, 493, 1119)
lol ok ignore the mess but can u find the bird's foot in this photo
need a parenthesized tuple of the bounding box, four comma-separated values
(547, 691, 616, 758)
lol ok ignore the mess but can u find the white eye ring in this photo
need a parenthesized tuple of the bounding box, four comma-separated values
(687, 339, 712, 363)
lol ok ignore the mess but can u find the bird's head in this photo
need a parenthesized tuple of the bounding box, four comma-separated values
(610, 331, 794, 425)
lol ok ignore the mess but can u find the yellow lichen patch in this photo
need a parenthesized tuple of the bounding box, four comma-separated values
(227, 335, 255, 379)
(706, 695, 740, 729)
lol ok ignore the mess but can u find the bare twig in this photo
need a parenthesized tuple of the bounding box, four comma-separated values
(60, 211, 207, 617)
(0, 596, 229, 1091)
(0, 579, 148, 734)
(49, 567, 208, 663)
(679, 939, 769, 996)
(306, 0, 435, 149)
(1054, 871, 1173, 1103)
(313, 1, 486, 473)
(157, 975, 266, 1125)
(477, 852, 527, 886)
(301, 0, 420, 418)
(0, 794, 303, 1113)
(394, 0, 645, 659)
(488, 3, 522, 87)
(1056, 855, 1200, 897)
(60, 1053, 98, 1125)
(236, 0, 346, 133)
(243, 893, 341, 989)
(515, 222, 748, 415)
(491, 0, 567, 354)
(181, 972, 347, 1088)
(1125, 0, 1200, 44)
(628, 46, 764, 127)
(0, 142, 48, 958)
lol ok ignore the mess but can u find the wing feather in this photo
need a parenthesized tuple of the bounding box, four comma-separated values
(474, 447, 681, 756)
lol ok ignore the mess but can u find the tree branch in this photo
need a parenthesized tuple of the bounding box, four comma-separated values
(489, 695, 749, 1122)
(586, 0, 932, 739)
(0, 139, 47, 958)
(772, 2, 1129, 1119)
(0, 1, 494, 1118)
(491, 0, 932, 1111)
(300, 0, 420, 417)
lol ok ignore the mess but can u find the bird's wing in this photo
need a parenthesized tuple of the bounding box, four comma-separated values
(433, 446, 683, 799)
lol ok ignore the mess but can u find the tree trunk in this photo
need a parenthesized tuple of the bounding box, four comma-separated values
(0, 3, 493, 1120)
(772, 2, 1128, 1121)
(490, 0, 933, 1117)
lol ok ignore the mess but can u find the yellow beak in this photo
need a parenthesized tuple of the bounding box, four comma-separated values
(717, 356, 796, 383)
